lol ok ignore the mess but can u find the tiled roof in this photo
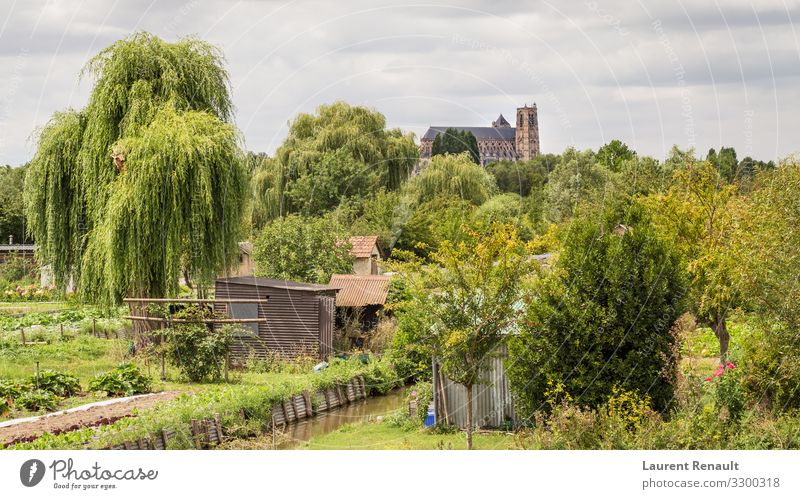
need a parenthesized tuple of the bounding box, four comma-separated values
(329, 274, 391, 307)
(348, 236, 380, 258)
(421, 126, 517, 141)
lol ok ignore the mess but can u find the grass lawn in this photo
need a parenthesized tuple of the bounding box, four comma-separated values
(298, 421, 519, 450)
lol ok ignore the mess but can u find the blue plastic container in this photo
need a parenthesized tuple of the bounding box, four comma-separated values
(423, 405, 435, 428)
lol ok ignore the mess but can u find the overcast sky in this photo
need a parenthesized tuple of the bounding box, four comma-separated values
(1, 0, 798, 166)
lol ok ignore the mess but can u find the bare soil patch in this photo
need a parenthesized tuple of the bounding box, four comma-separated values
(0, 391, 181, 447)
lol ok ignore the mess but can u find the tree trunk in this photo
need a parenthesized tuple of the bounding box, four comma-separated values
(465, 383, 474, 450)
(711, 315, 729, 366)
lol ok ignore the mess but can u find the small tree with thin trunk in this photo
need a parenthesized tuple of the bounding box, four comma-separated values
(393, 224, 534, 448)
(643, 158, 740, 366)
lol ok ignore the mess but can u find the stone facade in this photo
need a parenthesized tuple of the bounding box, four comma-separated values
(420, 103, 540, 166)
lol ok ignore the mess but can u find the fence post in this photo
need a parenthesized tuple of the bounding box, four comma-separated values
(20, 328, 25, 345)
(92, 318, 97, 337)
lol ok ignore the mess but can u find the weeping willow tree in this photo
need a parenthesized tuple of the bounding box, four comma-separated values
(407, 152, 498, 205)
(252, 101, 418, 226)
(24, 33, 248, 305)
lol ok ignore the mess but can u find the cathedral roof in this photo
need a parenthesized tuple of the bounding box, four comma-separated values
(493, 114, 510, 127)
(422, 126, 516, 141)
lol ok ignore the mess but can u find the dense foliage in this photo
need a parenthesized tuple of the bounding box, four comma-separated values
(0, 165, 27, 244)
(508, 204, 687, 414)
(431, 128, 480, 164)
(252, 214, 354, 284)
(88, 363, 152, 396)
(251, 102, 418, 227)
(24, 32, 248, 303)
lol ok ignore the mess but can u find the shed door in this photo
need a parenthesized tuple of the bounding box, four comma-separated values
(318, 296, 335, 359)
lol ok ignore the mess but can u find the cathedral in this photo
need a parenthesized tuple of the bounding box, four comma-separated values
(419, 104, 540, 166)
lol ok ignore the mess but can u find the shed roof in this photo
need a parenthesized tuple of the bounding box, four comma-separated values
(347, 236, 381, 258)
(217, 276, 339, 292)
(328, 274, 391, 307)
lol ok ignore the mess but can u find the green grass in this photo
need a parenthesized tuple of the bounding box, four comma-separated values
(298, 420, 518, 450)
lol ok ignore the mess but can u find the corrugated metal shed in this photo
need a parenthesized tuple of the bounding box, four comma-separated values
(328, 274, 391, 307)
(433, 344, 516, 428)
(215, 276, 338, 359)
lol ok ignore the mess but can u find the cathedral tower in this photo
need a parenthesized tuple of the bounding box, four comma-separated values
(515, 104, 540, 160)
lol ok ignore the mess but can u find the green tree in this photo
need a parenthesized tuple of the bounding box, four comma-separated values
(472, 193, 535, 240)
(0, 165, 28, 244)
(394, 224, 536, 448)
(393, 196, 475, 257)
(486, 156, 552, 197)
(24, 33, 248, 304)
(596, 139, 635, 172)
(408, 152, 497, 206)
(643, 159, 740, 364)
(431, 128, 480, 164)
(254, 102, 418, 223)
(736, 159, 800, 408)
(507, 203, 686, 414)
(252, 214, 354, 284)
(544, 147, 605, 222)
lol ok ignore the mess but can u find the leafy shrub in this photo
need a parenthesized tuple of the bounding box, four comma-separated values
(16, 389, 58, 412)
(710, 363, 745, 421)
(741, 322, 800, 410)
(29, 370, 81, 397)
(88, 363, 151, 396)
(406, 381, 433, 425)
(164, 318, 237, 382)
(0, 379, 25, 401)
(508, 204, 687, 414)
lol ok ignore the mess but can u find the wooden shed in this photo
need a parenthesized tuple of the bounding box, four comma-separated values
(214, 276, 339, 360)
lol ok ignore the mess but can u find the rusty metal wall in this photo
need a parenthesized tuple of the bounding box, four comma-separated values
(215, 281, 335, 359)
(433, 344, 516, 428)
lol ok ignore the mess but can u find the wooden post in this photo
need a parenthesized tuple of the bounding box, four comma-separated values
(60, 323, 64, 339)
(20, 328, 25, 345)
(35, 361, 40, 388)
(224, 352, 229, 383)
(92, 318, 97, 337)
(160, 330, 166, 381)
(191, 419, 203, 449)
